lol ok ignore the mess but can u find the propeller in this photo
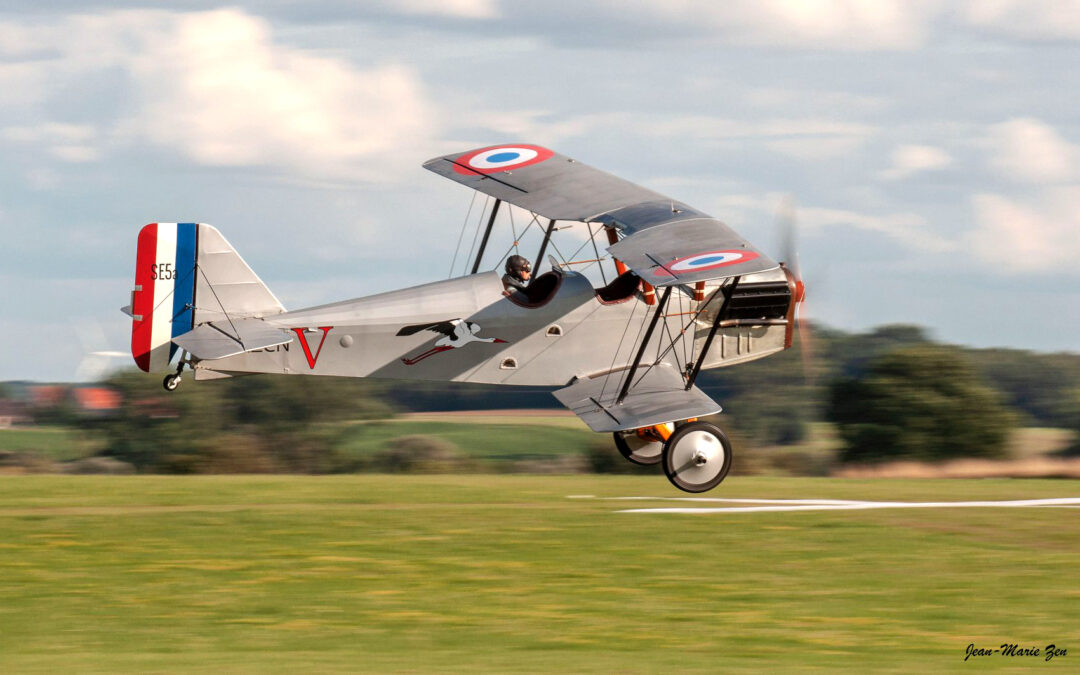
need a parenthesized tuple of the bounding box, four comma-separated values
(74, 321, 128, 382)
(777, 196, 814, 384)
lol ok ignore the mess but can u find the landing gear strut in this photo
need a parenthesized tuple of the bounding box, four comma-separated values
(162, 355, 189, 392)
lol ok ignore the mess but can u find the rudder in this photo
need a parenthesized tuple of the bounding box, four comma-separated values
(129, 223, 284, 372)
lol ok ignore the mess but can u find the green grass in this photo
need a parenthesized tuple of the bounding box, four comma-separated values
(0, 426, 99, 460)
(1, 475, 1078, 672)
(396, 411, 589, 430)
(336, 420, 597, 462)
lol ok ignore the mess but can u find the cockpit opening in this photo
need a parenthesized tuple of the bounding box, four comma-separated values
(504, 269, 564, 308)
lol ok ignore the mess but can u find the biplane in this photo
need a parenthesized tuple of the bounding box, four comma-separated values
(125, 144, 805, 492)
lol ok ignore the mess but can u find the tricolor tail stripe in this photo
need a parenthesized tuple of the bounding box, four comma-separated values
(130, 222, 199, 372)
(169, 223, 198, 360)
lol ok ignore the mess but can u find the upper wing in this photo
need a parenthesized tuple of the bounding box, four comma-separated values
(423, 144, 778, 286)
(395, 319, 458, 337)
(552, 363, 721, 433)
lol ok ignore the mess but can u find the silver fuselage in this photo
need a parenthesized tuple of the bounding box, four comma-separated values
(193, 268, 790, 386)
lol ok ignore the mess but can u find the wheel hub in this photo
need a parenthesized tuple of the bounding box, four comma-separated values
(693, 450, 708, 466)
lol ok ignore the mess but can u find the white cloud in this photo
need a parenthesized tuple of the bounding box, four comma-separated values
(880, 144, 953, 180)
(963, 0, 1080, 41)
(968, 188, 1080, 272)
(986, 118, 1077, 184)
(584, 0, 940, 50)
(0, 9, 438, 182)
(800, 205, 956, 252)
(392, 0, 499, 19)
(125, 10, 435, 180)
(2, 123, 100, 162)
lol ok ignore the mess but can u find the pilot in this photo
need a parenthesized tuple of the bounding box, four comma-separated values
(502, 255, 532, 291)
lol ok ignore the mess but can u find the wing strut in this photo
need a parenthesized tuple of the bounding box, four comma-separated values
(471, 198, 502, 274)
(616, 285, 673, 405)
(534, 218, 556, 270)
(684, 276, 741, 390)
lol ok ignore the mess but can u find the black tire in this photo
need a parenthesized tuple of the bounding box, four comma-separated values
(162, 374, 180, 392)
(662, 421, 732, 493)
(613, 430, 664, 466)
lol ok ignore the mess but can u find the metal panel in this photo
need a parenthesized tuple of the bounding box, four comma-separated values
(423, 147, 666, 221)
(173, 319, 293, 360)
(424, 146, 778, 286)
(607, 218, 778, 287)
(552, 363, 721, 433)
(194, 224, 286, 324)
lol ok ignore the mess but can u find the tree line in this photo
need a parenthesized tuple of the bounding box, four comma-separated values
(3, 323, 1079, 471)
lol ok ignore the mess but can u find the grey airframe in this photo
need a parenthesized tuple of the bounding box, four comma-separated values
(126, 144, 804, 492)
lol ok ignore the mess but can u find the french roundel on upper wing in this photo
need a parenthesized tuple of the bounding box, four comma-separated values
(452, 144, 555, 175)
(657, 250, 761, 276)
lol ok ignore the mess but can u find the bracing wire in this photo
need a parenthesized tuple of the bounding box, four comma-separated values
(507, 206, 518, 254)
(598, 295, 641, 404)
(492, 212, 541, 269)
(448, 191, 479, 278)
(463, 196, 490, 276)
(609, 296, 653, 403)
(587, 223, 608, 285)
(647, 282, 726, 385)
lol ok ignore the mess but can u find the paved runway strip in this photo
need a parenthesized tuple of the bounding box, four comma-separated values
(572, 496, 1080, 514)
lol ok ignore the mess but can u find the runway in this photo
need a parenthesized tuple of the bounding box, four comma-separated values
(566, 496, 1080, 514)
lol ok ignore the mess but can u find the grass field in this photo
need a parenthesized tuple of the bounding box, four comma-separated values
(1, 475, 1078, 672)
(0, 426, 101, 461)
(337, 419, 595, 464)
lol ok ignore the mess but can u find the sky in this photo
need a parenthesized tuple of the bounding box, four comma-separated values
(0, 0, 1078, 381)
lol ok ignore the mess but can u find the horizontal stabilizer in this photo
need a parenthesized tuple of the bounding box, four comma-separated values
(172, 319, 293, 361)
(553, 363, 721, 433)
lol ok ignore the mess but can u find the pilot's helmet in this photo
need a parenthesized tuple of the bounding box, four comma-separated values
(505, 255, 531, 277)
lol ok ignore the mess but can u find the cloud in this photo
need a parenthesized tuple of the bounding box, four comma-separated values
(800, 205, 956, 253)
(968, 188, 1080, 272)
(391, 0, 498, 19)
(2, 123, 99, 162)
(0, 9, 438, 182)
(507, 0, 942, 50)
(963, 0, 1080, 41)
(880, 144, 953, 180)
(986, 118, 1077, 184)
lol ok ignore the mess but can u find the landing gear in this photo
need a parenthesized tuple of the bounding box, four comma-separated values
(162, 356, 188, 392)
(662, 421, 732, 493)
(612, 425, 669, 466)
(162, 373, 181, 391)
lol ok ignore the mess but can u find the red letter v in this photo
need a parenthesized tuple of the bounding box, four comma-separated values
(291, 327, 333, 369)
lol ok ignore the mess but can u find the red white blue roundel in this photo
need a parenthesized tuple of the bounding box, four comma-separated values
(660, 249, 760, 276)
(453, 144, 554, 175)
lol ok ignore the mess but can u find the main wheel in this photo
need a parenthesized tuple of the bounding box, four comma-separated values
(613, 429, 664, 466)
(163, 374, 181, 392)
(662, 421, 732, 493)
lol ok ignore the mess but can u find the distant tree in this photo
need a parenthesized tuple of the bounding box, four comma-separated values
(95, 371, 393, 472)
(966, 349, 1080, 428)
(827, 346, 1014, 463)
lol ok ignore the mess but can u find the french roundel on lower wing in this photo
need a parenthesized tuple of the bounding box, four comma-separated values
(660, 250, 760, 276)
(452, 144, 554, 175)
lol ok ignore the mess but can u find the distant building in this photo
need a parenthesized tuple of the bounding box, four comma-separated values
(28, 385, 67, 409)
(72, 387, 121, 414)
(0, 400, 30, 428)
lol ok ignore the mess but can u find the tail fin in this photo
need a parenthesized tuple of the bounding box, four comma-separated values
(129, 223, 284, 372)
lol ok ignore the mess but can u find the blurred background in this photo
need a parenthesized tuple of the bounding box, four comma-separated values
(3, 324, 1078, 477)
(0, 1, 1078, 476)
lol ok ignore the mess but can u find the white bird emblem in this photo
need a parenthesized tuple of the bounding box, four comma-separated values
(397, 319, 507, 365)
